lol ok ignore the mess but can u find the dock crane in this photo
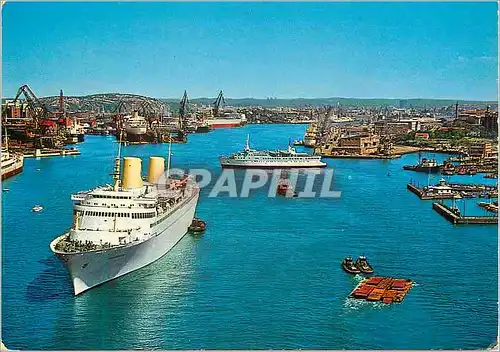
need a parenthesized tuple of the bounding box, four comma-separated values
(137, 99, 159, 128)
(179, 90, 189, 131)
(212, 90, 225, 118)
(10, 84, 49, 130)
(112, 100, 132, 129)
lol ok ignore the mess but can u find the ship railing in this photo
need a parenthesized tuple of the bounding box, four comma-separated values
(75, 226, 141, 233)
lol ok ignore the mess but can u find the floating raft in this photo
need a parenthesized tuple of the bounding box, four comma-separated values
(349, 277, 414, 304)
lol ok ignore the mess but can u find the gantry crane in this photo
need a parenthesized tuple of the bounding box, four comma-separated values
(10, 84, 49, 129)
(212, 90, 225, 118)
(179, 90, 189, 131)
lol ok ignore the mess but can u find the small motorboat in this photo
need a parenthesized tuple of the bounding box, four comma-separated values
(32, 205, 43, 212)
(2, 188, 9, 192)
(188, 218, 206, 235)
(355, 255, 374, 274)
(342, 256, 361, 274)
(277, 183, 297, 197)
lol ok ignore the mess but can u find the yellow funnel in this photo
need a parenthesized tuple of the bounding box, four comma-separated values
(147, 156, 165, 183)
(121, 157, 143, 189)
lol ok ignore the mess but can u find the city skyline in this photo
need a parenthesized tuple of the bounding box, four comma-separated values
(2, 2, 498, 101)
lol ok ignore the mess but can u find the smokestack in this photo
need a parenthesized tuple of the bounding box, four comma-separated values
(147, 156, 165, 183)
(121, 157, 143, 189)
(59, 89, 64, 114)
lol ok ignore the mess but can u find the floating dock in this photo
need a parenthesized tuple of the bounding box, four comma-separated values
(349, 276, 414, 304)
(432, 202, 498, 225)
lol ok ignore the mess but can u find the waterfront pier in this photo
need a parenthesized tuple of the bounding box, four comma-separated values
(432, 202, 498, 225)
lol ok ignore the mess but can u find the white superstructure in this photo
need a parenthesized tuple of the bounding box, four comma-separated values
(50, 140, 199, 295)
(123, 110, 148, 135)
(219, 136, 326, 169)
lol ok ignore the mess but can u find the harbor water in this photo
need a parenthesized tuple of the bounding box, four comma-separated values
(2, 124, 498, 349)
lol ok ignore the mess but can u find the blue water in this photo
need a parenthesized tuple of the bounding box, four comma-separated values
(2, 124, 498, 349)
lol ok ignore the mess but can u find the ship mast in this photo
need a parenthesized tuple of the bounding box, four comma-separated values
(166, 133, 172, 180)
(245, 134, 250, 151)
(3, 126, 8, 153)
(113, 131, 123, 191)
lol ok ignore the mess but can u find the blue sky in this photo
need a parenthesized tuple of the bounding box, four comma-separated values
(2, 2, 498, 100)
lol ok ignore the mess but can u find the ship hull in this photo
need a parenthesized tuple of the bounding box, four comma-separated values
(1, 164, 23, 180)
(206, 119, 242, 129)
(51, 192, 199, 295)
(1, 157, 24, 180)
(195, 126, 212, 133)
(403, 166, 441, 173)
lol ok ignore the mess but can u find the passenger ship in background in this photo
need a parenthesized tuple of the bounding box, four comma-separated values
(206, 112, 247, 128)
(220, 136, 326, 169)
(50, 139, 200, 295)
(1, 131, 24, 180)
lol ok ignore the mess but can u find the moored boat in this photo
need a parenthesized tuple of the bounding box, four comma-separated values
(403, 157, 441, 173)
(441, 161, 456, 175)
(195, 122, 212, 133)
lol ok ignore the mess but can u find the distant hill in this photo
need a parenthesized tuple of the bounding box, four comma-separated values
(162, 97, 497, 108)
(38, 93, 168, 113)
(4, 93, 496, 112)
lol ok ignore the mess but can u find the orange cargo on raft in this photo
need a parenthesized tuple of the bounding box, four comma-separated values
(349, 277, 414, 304)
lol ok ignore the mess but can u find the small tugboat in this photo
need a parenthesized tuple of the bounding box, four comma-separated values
(195, 122, 212, 133)
(188, 218, 206, 235)
(32, 205, 43, 212)
(355, 255, 374, 274)
(403, 154, 441, 173)
(276, 183, 297, 197)
(342, 256, 361, 274)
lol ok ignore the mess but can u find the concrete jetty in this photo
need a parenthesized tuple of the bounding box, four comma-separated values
(432, 202, 498, 225)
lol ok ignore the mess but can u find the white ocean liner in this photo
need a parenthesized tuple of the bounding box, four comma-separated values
(219, 136, 326, 169)
(123, 110, 148, 135)
(50, 139, 199, 295)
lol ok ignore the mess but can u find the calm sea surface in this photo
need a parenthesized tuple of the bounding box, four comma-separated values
(2, 124, 498, 349)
